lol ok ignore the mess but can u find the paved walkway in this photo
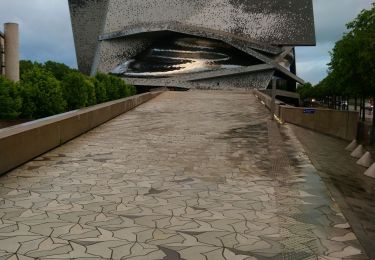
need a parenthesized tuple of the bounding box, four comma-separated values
(0, 91, 368, 259)
(291, 125, 375, 259)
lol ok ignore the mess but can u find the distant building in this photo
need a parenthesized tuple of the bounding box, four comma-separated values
(0, 23, 19, 82)
(69, 0, 315, 91)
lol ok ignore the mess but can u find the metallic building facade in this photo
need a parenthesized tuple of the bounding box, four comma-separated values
(68, 0, 315, 90)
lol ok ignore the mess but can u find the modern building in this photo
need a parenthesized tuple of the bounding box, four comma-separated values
(69, 0, 315, 91)
(0, 23, 20, 82)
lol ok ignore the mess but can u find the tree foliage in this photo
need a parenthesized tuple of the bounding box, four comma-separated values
(298, 3, 375, 109)
(0, 76, 22, 119)
(296, 83, 313, 100)
(0, 60, 136, 120)
(44, 61, 75, 81)
(20, 67, 66, 119)
(62, 72, 90, 110)
(325, 2, 375, 99)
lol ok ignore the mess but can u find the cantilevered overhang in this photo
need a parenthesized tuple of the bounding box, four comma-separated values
(69, 0, 316, 75)
(98, 22, 283, 55)
(98, 25, 305, 85)
(102, 0, 316, 46)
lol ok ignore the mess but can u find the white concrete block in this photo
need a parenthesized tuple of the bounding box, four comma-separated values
(356, 152, 373, 168)
(345, 140, 357, 152)
(350, 145, 365, 158)
(364, 162, 375, 178)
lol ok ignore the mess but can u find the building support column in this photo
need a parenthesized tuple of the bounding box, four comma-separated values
(4, 23, 19, 82)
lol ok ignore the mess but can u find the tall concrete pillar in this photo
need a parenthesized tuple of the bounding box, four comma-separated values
(4, 23, 19, 82)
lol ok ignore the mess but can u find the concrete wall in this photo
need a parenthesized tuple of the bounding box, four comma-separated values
(0, 92, 162, 175)
(255, 90, 359, 141)
(280, 107, 359, 141)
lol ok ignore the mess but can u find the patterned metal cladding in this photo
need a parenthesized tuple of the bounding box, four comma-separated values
(68, 0, 315, 89)
(68, 0, 110, 74)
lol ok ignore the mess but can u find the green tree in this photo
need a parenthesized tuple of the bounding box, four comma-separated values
(297, 82, 314, 100)
(95, 73, 119, 100)
(91, 78, 107, 104)
(110, 75, 133, 99)
(44, 61, 75, 81)
(0, 76, 22, 119)
(20, 60, 42, 80)
(323, 2, 375, 115)
(20, 67, 66, 119)
(62, 72, 90, 110)
(85, 77, 97, 106)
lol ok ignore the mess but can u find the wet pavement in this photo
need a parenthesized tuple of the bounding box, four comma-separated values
(0, 91, 369, 259)
(291, 125, 375, 259)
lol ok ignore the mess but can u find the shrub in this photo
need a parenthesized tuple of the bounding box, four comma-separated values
(127, 84, 137, 96)
(20, 67, 66, 119)
(61, 72, 90, 110)
(95, 73, 119, 101)
(0, 76, 22, 119)
(85, 77, 97, 106)
(95, 73, 136, 101)
(91, 78, 107, 104)
(111, 76, 128, 99)
(7, 60, 136, 120)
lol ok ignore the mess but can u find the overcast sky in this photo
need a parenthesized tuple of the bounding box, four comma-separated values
(0, 0, 373, 84)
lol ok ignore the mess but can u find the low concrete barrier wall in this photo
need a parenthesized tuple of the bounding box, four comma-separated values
(0, 91, 162, 175)
(280, 107, 359, 141)
(254, 89, 284, 117)
(254, 90, 359, 141)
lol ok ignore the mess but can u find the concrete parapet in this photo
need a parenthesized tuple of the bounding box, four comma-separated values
(280, 107, 358, 141)
(254, 90, 284, 119)
(254, 90, 359, 141)
(0, 92, 162, 175)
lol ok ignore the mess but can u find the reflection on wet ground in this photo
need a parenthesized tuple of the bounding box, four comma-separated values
(0, 91, 368, 259)
(111, 36, 261, 77)
(290, 125, 375, 259)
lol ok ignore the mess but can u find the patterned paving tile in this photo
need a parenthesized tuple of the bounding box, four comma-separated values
(0, 91, 368, 259)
